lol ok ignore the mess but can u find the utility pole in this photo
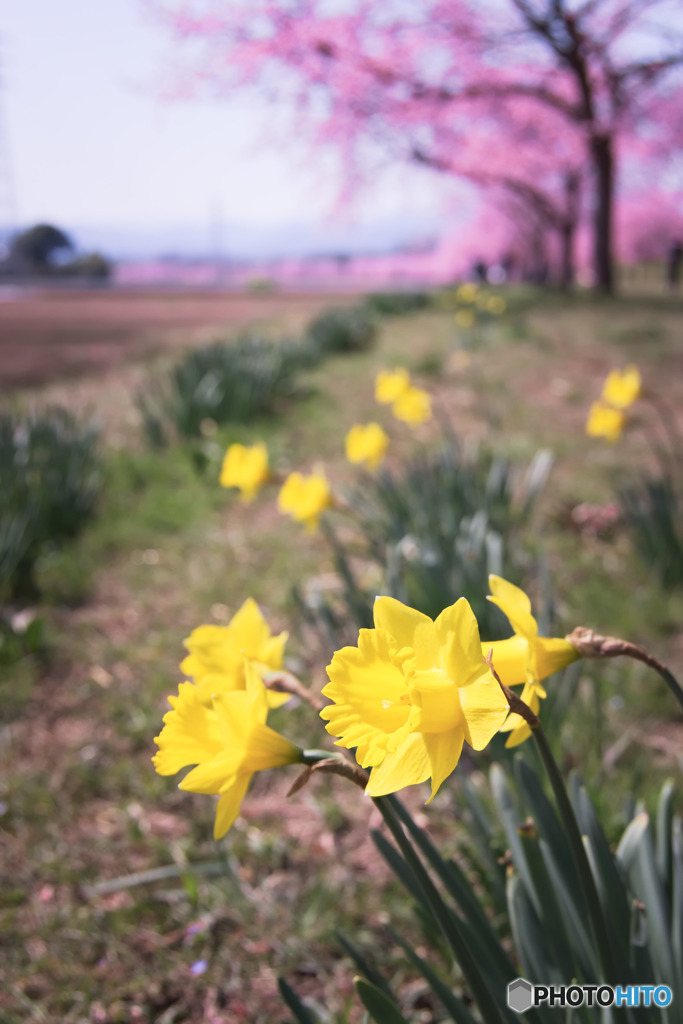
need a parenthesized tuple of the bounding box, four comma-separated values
(0, 41, 18, 256)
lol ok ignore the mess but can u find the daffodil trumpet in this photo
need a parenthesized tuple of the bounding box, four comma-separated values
(484, 575, 579, 747)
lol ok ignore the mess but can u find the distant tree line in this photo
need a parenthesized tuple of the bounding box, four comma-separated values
(2, 223, 112, 281)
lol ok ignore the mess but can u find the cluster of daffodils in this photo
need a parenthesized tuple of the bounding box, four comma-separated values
(440, 283, 507, 330)
(374, 367, 432, 426)
(154, 577, 578, 838)
(153, 599, 305, 838)
(586, 365, 641, 442)
(218, 369, 431, 530)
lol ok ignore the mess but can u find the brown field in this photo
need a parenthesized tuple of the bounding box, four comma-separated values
(0, 287, 350, 391)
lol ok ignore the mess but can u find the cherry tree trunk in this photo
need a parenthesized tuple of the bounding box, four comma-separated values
(590, 133, 614, 293)
(560, 222, 575, 288)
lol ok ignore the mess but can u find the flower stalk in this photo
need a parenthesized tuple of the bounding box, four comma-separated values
(566, 626, 683, 710)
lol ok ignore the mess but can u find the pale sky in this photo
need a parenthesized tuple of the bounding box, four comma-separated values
(1, 0, 449, 251)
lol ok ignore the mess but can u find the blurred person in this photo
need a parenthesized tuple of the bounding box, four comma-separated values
(667, 239, 682, 290)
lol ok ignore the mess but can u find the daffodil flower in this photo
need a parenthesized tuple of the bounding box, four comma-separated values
(454, 309, 475, 329)
(154, 661, 302, 838)
(277, 469, 332, 531)
(321, 596, 509, 799)
(456, 283, 478, 303)
(482, 575, 578, 747)
(219, 443, 269, 502)
(586, 401, 626, 441)
(375, 368, 411, 404)
(601, 365, 641, 410)
(181, 598, 289, 709)
(487, 295, 506, 315)
(345, 422, 389, 469)
(392, 386, 432, 426)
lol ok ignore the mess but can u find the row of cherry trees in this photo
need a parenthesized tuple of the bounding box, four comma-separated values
(151, 0, 683, 290)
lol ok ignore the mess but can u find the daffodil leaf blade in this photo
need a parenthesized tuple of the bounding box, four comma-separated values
(354, 977, 410, 1024)
(335, 931, 394, 1001)
(513, 756, 580, 893)
(277, 978, 322, 1024)
(387, 794, 515, 984)
(388, 927, 479, 1024)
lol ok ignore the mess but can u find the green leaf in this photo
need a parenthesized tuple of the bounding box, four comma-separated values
(278, 978, 321, 1024)
(457, 776, 507, 912)
(388, 795, 514, 985)
(389, 928, 479, 1024)
(490, 765, 540, 914)
(354, 977, 410, 1024)
(516, 830, 577, 984)
(656, 779, 675, 901)
(371, 830, 435, 918)
(335, 931, 394, 1000)
(539, 843, 596, 981)
(574, 786, 630, 944)
(513, 757, 579, 896)
(618, 813, 676, 991)
(506, 872, 554, 982)
(671, 816, 683, 1001)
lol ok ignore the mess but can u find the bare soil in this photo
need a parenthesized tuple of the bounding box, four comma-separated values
(0, 287, 348, 390)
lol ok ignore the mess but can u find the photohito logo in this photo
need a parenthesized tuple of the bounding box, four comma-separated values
(507, 978, 673, 1013)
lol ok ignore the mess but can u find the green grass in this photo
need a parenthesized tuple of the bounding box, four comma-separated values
(1, 288, 683, 1022)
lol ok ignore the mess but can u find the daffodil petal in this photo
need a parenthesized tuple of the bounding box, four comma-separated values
(499, 689, 540, 734)
(214, 775, 251, 838)
(153, 682, 222, 775)
(265, 689, 292, 709)
(373, 596, 437, 665)
(434, 598, 485, 686)
(487, 576, 537, 640)
(364, 733, 431, 797)
(242, 660, 270, 721)
(423, 726, 465, 800)
(459, 678, 509, 749)
(504, 721, 532, 748)
(321, 629, 412, 766)
(180, 752, 242, 794)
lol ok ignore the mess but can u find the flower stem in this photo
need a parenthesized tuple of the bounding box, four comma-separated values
(531, 725, 620, 988)
(374, 795, 508, 1024)
(566, 627, 683, 710)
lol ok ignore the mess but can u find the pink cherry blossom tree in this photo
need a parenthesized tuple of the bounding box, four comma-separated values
(150, 0, 683, 292)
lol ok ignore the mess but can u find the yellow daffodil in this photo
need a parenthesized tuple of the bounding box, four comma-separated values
(456, 283, 478, 303)
(454, 309, 475, 329)
(487, 295, 506, 315)
(153, 662, 302, 839)
(219, 442, 269, 502)
(375, 367, 411, 404)
(601, 365, 641, 410)
(586, 401, 625, 442)
(321, 596, 509, 799)
(278, 469, 332, 531)
(345, 422, 389, 470)
(181, 598, 289, 708)
(483, 575, 578, 747)
(392, 386, 432, 426)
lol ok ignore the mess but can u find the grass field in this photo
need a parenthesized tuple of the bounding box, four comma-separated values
(1, 284, 682, 1023)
